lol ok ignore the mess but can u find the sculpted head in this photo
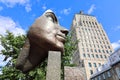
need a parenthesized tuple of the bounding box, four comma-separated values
(16, 10, 68, 73)
(28, 9, 68, 52)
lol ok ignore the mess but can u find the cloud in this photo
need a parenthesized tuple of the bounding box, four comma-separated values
(0, 0, 29, 7)
(0, 42, 4, 53)
(42, 4, 47, 10)
(25, 4, 31, 12)
(0, 6, 3, 11)
(0, 15, 25, 36)
(0, 16, 24, 69)
(0, 0, 31, 12)
(114, 26, 120, 31)
(0, 54, 11, 67)
(0, 55, 5, 66)
(111, 40, 120, 50)
(61, 8, 71, 15)
(0, 15, 25, 56)
(88, 4, 96, 14)
(58, 16, 62, 19)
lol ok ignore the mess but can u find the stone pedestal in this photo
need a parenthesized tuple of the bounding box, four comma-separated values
(46, 51, 61, 80)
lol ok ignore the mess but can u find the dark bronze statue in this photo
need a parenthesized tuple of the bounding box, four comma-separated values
(16, 10, 68, 73)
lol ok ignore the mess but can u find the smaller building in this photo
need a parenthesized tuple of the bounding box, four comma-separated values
(90, 48, 120, 80)
(64, 66, 87, 80)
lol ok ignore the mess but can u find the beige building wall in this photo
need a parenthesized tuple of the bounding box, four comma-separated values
(70, 11, 114, 80)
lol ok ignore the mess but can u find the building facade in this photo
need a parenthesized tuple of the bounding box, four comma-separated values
(90, 48, 120, 80)
(70, 11, 114, 80)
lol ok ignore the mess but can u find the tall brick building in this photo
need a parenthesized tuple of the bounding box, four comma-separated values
(70, 11, 114, 80)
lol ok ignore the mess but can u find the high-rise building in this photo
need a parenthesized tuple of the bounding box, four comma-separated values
(70, 11, 114, 80)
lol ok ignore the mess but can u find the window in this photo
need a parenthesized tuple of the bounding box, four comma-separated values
(105, 45, 107, 49)
(108, 46, 110, 49)
(83, 53, 86, 57)
(88, 54, 90, 58)
(87, 48, 89, 52)
(83, 21, 85, 24)
(107, 71, 111, 77)
(106, 50, 109, 53)
(97, 45, 99, 48)
(102, 50, 105, 53)
(98, 75, 101, 80)
(90, 70, 93, 74)
(91, 49, 93, 52)
(89, 62, 92, 67)
(98, 49, 101, 53)
(100, 55, 103, 58)
(101, 45, 103, 48)
(115, 67, 120, 79)
(94, 36, 96, 39)
(96, 54, 99, 58)
(91, 54, 94, 58)
(82, 48, 85, 52)
(93, 63, 97, 67)
(102, 73, 106, 79)
(95, 77, 97, 80)
(104, 55, 107, 59)
(110, 50, 112, 53)
(89, 21, 91, 25)
(95, 22, 97, 25)
(98, 63, 101, 66)
(95, 49, 97, 53)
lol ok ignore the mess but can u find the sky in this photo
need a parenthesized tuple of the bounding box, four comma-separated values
(0, 0, 120, 67)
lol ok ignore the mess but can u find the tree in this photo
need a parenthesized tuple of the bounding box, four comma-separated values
(0, 31, 77, 80)
(0, 31, 27, 80)
(0, 31, 47, 80)
(61, 32, 78, 79)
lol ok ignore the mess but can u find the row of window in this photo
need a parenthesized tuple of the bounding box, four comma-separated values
(83, 53, 107, 59)
(83, 20, 97, 25)
(82, 48, 112, 54)
(80, 35, 107, 41)
(79, 34, 108, 45)
(79, 28, 107, 42)
(81, 43, 111, 50)
(80, 37, 109, 45)
(80, 28, 104, 35)
(88, 62, 101, 68)
(91, 70, 111, 80)
(80, 27, 105, 35)
(80, 20, 99, 29)
(79, 35, 108, 42)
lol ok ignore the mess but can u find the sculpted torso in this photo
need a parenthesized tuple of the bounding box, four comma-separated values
(16, 10, 68, 73)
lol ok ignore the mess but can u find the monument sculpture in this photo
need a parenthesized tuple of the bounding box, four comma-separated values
(16, 10, 68, 73)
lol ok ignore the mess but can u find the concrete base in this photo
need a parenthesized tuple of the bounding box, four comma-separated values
(46, 51, 61, 80)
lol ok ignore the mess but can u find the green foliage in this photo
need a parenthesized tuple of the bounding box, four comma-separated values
(0, 31, 27, 80)
(0, 31, 47, 80)
(62, 33, 78, 66)
(0, 31, 25, 60)
(0, 31, 77, 80)
(61, 32, 78, 79)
